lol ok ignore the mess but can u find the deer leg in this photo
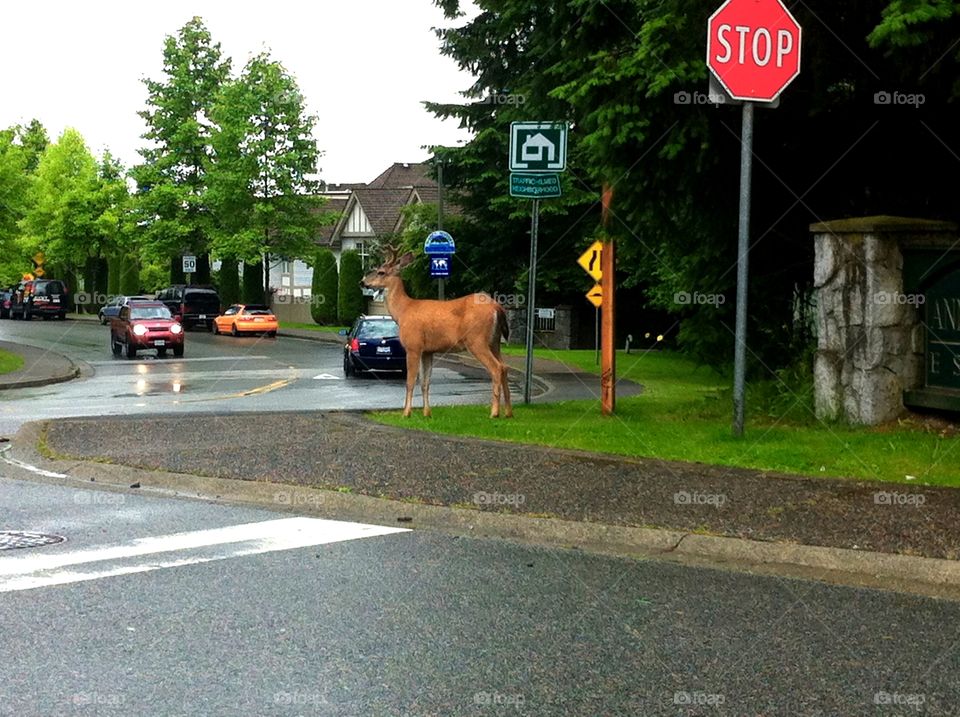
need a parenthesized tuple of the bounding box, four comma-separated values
(403, 351, 420, 418)
(420, 353, 434, 417)
(472, 348, 505, 418)
(491, 342, 513, 418)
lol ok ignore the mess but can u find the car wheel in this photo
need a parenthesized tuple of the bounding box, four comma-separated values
(173, 345, 184, 358)
(111, 336, 122, 357)
(267, 330, 277, 338)
(58, 312, 66, 320)
(99, 314, 107, 325)
(344, 355, 355, 377)
(212, 321, 219, 335)
(231, 323, 238, 337)
(125, 341, 137, 359)
(23, 309, 31, 321)
(157, 348, 167, 358)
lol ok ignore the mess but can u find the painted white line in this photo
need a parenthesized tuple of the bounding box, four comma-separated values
(0, 517, 409, 593)
(0, 452, 68, 479)
(313, 373, 341, 380)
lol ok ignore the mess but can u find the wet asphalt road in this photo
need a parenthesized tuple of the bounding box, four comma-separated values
(0, 318, 519, 437)
(3, 476, 960, 716)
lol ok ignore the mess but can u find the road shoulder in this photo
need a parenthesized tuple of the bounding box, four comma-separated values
(0, 339, 80, 391)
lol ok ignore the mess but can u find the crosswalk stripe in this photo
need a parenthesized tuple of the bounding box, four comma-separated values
(0, 517, 409, 593)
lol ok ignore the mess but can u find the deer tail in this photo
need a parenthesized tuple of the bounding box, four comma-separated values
(496, 304, 509, 342)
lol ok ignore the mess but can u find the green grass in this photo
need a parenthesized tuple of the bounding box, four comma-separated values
(0, 349, 24, 375)
(372, 349, 960, 487)
(281, 322, 347, 334)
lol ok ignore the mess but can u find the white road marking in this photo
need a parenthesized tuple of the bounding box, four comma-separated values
(85, 356, 271, 366)
(0, 517, 409, 593)
(0, 450, 68, 479)
(312, 373, 341, 380)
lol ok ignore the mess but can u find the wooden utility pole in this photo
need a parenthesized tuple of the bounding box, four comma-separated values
(601, 184, 616, 415)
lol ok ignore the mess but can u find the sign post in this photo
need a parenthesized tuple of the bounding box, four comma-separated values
(509, 121, 568, 405)
(706, 0, 801, 436)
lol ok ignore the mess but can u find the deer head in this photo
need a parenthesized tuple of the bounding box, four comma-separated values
(361, 246, 414, 290)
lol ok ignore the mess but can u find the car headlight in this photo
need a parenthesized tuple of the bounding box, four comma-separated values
(133, 324, 148, 336)
(171, 323, 183, 334)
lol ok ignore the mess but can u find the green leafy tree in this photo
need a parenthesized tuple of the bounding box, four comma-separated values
(119, 254, 140, 295)
(18, 129, 102, 272)
(0, 128, 30, 284)
(207, 51, 324, 300)
(133, 17, 230, 283)
(337, 250, 365, 325)
(310, 248, 338, 324)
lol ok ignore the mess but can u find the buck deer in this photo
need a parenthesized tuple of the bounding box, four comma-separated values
(360, 248, 513, 418)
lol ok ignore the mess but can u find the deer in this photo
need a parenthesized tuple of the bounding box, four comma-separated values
(360, 247, 513, 419)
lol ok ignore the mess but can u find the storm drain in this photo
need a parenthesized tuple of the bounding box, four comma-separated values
(0, 531, 66, 551)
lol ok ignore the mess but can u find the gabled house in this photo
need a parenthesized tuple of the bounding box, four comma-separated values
(270, 162, 444, 300)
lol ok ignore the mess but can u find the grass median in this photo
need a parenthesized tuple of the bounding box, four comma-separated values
(0, 349, 24, 375)
(371, 349, 960, 487)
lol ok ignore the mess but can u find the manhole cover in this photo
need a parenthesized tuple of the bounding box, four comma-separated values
(0, 531, 66, 551)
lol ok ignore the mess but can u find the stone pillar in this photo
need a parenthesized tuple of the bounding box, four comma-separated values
(812, 216, 957, 425)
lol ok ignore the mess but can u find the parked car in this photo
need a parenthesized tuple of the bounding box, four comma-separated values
(342, 315, 406, 377)
(98, 295, 154, 325)
(0, 288, 13, 319)
(155, 285, 221, 330)
(211, 304, 279, 337)
(9, 279, 68, 320)
(110, 301, 184, 359)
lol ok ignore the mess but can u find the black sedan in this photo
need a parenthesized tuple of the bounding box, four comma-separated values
(342, 315, 407, 377)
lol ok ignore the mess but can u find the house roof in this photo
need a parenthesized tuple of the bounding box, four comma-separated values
(350, 188, 417, 237)
(367, 162, 435, 189)
(313, 196, 349, 245)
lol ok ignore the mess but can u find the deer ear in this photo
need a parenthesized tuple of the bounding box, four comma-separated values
(396, 252, 415, 269)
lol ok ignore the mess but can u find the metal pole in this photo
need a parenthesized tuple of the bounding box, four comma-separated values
(524, 199, 540, 404)
(438, 162, 445, 301)
(733, 102, 754, 437)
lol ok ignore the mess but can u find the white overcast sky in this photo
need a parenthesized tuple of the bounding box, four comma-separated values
(0, 1, 478, 184)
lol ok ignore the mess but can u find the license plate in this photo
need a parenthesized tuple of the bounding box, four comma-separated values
(376, 346, 391, 354)
(199, 314, 207, 319)
(153, 340, 166, 347)
(51, 297, 60, 303)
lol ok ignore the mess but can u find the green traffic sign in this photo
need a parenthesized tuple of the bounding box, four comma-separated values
(509, 122, 567, 172)
(510, 173, 562, 198)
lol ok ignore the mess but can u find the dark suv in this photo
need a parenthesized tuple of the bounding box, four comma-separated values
(9, 279, 68, 320)
(155, 285, 221, 330)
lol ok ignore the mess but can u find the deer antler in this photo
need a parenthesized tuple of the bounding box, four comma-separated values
(382, 244, 400, 266)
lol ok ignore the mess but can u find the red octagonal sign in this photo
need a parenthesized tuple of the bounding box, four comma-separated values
(707, 0, 802, 102)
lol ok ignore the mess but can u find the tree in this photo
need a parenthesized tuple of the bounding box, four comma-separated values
(218, 257, 240, 306)
(0, 128, 30, 284)
(133, 17, 230, 282)
(310, 248, 338, 324)
(241, 261, 263, 304)
(207, 51, 324, 300)
(430, 0, 960, 369)
(18, 129, 102, 272)
(338, 250, 365, 325)
(119, 254, 140, 295)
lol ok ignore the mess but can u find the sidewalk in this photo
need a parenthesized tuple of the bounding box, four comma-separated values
(0, 340, 79, 391)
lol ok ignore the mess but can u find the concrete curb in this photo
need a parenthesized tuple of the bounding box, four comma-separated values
(6, 420, 960, 601)
(0, 343, 81, 391)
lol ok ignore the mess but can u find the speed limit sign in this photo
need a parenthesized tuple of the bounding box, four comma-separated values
(182, 255, 197, 274)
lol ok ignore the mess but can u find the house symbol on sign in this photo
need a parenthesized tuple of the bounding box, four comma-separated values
(521, 133, 556, 162)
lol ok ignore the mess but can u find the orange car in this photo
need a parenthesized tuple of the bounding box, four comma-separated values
(211, 304, 279, 337)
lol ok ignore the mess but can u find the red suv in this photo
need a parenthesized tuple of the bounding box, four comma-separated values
(110, 301, 184, 359)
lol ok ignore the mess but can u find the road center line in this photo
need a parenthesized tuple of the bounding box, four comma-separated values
(0, 517, 409, 593)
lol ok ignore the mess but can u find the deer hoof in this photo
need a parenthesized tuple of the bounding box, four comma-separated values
(403, 408, 412, 418)
(423, 408, 432, 418)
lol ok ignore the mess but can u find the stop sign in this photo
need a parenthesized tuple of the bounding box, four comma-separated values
(707, 0, 801, 102)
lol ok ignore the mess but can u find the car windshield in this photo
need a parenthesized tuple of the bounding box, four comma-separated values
(357, 320, 399, 339)
(130, 306, 172, 320)
(34, 282, 64, 296)
(244, 305, 272, 315)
